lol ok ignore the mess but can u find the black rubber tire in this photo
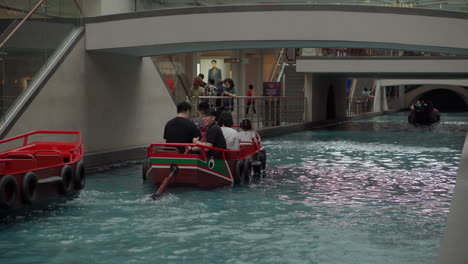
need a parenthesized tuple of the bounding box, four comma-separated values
(0, 175, 18, 210)
(243, 159, 252, 183)
(74, 160, 86, 190)
(22, 172, 38, 204)
(234, 160, 245, 184)
(261, 150, 267, 170)
(142, 157, 150, 182)
(60, 165, 74, 194)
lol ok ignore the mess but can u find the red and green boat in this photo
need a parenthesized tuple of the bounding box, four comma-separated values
(143, 132, 266, 197)
(0, 131, 85, 215)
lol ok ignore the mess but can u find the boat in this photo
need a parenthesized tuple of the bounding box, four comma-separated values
(143, 129, 266, 197)
(408, 105, 440, 125)
(0, 131, 85, 215)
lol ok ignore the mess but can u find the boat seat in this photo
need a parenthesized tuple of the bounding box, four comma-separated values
(34, 150, 65, 167)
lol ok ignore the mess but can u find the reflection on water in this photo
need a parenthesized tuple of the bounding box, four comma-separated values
(0, 112, 467, 264)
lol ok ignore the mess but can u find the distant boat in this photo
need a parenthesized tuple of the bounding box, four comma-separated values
(408, 105, 440, 125)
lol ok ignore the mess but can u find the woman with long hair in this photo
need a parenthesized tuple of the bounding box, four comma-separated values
(190, 76, 205, 117)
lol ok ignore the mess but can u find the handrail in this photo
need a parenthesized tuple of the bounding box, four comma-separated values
(269, 48, 285, 82)
(73, 0, 83, 15)
(0, 0, 46, 49)
(0, 130, 82, 145)
(199, 95, 305, 99)
(168, 55, 191, 101)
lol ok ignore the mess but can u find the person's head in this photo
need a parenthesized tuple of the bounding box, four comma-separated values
(218, 111, 234, 127)
(211, 59, 217, 68)
(249, 84, 254, 90)
(240, 119, 252, 131)
(202, 108, 217, 127)
(363, 88, 368, 91)
(217, 80, 224, 86)
(193, 76, 204, 89)
(224, 78, 235, 89)
(208, 78, 215, 85)
(198, 73, 205, 80)
(176, 102, 192, 117)
(197, 101, 210, 116)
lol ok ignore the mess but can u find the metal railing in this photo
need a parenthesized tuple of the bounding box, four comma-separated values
(306, 48, 460, 57)
(134, 0, 468, 12)
(346, 96, 374, 116)
(199, 96, 306, 129)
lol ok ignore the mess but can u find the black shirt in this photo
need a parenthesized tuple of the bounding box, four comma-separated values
(164, 117, 201, 152)
(205, 122, 227, 158)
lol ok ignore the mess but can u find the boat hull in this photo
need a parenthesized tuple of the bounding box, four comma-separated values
(146, 156, 234, 188)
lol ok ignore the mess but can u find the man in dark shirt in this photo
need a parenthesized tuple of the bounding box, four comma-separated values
(164, 102, 201, 153)
(192, 108, 226, 159)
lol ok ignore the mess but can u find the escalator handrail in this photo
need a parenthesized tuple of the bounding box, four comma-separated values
(0, 0, 46, 49)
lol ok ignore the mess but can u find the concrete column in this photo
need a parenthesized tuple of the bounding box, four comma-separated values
(304, 73, 313, 122)
(373, 80, 388, 112)
(309, 74, 347, 122)
(437, 133, 468, 264)
(231, 50, 241, 92)
(399, 85, 406, 110)
(257, 52, 264, 96)
(239, 50, 247, 96)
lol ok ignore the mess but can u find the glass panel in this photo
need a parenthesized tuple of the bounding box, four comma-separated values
(153, 54, 193, 105)
(135, 0, 468, 12)
(0, 0, 82, 121)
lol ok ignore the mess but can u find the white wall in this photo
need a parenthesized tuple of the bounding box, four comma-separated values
(85, 7, 468, 55)
(82, 0, 135, 17)
(6, 38, 175, 153)
(297, 59, 468, 74)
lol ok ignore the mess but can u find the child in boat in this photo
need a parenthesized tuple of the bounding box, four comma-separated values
(238, 119, 257, 143)
(218, 111, 240, 150)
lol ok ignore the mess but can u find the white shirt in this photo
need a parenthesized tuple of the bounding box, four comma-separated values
(221, 127, 240, 150)
(239, 130, 256, 142)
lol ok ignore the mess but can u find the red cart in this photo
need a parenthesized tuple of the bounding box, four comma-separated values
(0, 131, 85, 214)
(143, 130, 266, 197)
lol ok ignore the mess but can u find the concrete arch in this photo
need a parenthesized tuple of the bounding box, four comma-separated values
(405, 85, 468, 107)
(381, 79, 468, 87)
(85, 5, 468, 56)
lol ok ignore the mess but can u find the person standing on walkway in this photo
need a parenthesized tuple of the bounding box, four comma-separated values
(245, 84, 257, 115)
(190, 76, 205, 118)
(222, 78, 236, 111)
(204, 78, 218, 108)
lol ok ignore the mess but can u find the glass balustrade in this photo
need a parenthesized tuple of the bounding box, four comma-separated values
(0, 0, 82, 121)
(135, 0, 468, 12)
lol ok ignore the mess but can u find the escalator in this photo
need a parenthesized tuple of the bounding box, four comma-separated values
(0, 0, 82, 137)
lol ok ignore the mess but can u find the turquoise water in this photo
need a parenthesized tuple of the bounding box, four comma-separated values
(1, 112, 467, 264)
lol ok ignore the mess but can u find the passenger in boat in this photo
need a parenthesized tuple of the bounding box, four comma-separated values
(164, 102, 201, 153)
(192, 108, 227, 158)
(193, 102, 210, 130)
(218, 111, 240, 150)
(238, 119, 257, 142)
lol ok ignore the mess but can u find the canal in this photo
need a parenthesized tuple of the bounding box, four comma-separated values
(1, 112, 467, 264)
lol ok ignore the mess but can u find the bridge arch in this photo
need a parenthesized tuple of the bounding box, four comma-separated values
(405, 85, 468, 111)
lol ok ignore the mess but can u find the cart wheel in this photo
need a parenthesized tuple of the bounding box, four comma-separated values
(235, 160, 245, 184)
(0, 175, 18, 210)
(243, 159, 252, 183)
(261, 150, 267, 170)
(22, 172, 38, 204)
(142, 158, 150, 182)
(60, 165, 74, 194)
